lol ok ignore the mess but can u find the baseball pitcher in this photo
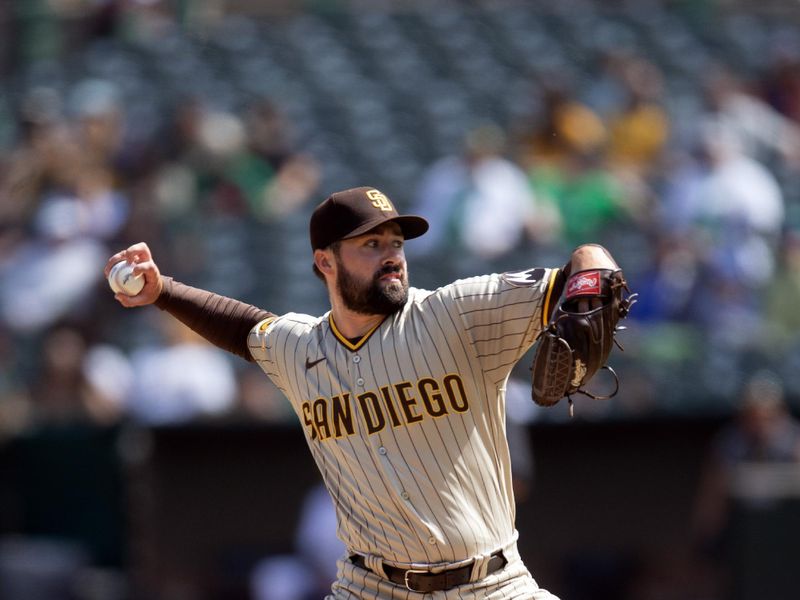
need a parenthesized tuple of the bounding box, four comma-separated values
(105, 186, 634, 599)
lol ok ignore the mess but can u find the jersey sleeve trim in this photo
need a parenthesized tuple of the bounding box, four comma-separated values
(251, 316, 278, 353)
(541, 268, 560, 329)
(257, 316, 277, 332)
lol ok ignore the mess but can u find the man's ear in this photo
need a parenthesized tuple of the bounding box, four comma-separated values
(314, 249, 334, 275)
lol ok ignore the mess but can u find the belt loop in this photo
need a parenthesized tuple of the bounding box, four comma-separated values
(469, 551, 493, 582)
(364, 554, 389, 579)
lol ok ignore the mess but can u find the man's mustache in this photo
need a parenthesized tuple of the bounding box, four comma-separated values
(375, 264, 402, 280)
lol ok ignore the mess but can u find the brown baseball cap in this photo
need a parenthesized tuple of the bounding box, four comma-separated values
(309, 186, 429, 250)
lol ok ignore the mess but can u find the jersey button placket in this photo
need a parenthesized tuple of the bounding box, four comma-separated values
(352, 355, 364, 387)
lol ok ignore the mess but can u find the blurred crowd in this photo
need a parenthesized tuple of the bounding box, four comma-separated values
(1, 2, 800, 600)
(1, 0, 800, 434)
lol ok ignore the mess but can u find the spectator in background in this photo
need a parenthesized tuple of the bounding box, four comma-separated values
(699, 65, 800, 170)
(518, 80, 607, 174)
(0, 80, 137, 441)
(145, 95, 208, 226)
(659, 121, 785, 347)
(594, 56, 669, 250)
(626, 232, 700, 324)
(581, 48, 635, 121)
(191, 107, 271, 216)
(409, 123, 558, 277)
(68, 79, 126, 175)
(763, 231, 800, 355)
(147, 101, 270, 219)
(123, 311, 237, 425)
(30, 325, 92, 426)
(516, 81, 636, 248)
(0, 86, 67, 253)
(760, 42, 800, 124)
(258, 153, 321, 221)
(0, 81, 131, 334)
(692, 371, 800, 598)
(242, 97, 321, 221)
(150, 97, 319, 224)
(23, 324, 125, 428)
(145, 95, 321, 311)
(761, 231, 800, 404)
(244, 98, 298, 173)
(605, 57, 670, 181)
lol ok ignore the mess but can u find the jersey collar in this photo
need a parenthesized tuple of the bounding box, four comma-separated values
(328, 313, 387, 351)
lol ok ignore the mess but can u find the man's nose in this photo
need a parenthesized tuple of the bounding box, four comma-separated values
(382, 246, 403, 265)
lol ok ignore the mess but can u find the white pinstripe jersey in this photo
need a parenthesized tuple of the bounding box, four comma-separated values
(248, 268, 559, 567)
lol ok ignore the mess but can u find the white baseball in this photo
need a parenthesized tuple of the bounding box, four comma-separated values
(108, 261, 145, 296)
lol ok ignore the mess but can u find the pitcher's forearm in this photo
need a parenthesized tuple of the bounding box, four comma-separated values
(155, 277, 274, 362)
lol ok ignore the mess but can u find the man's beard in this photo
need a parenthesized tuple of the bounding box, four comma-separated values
(336, 259, 409, 316)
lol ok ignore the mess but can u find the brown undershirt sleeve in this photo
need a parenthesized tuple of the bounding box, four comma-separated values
(154, 276, 275, 362)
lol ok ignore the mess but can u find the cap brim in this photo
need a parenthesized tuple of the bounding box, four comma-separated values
(342, 215, 429, 241)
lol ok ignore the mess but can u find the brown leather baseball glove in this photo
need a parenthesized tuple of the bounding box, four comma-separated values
(531, 267, 637, 416)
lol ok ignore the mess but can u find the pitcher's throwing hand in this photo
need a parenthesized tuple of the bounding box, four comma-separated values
(103, 243, 162, 307)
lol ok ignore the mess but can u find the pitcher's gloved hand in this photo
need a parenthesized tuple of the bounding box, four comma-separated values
(531, 268, 637, 416)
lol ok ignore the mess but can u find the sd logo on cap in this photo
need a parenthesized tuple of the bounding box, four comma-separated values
(309, 186, 429, 250)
